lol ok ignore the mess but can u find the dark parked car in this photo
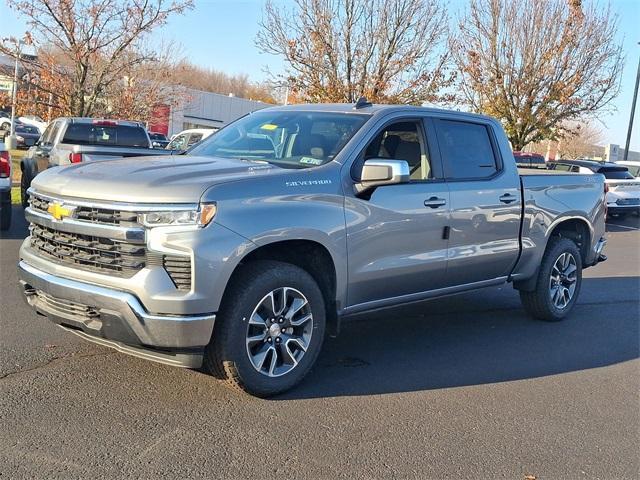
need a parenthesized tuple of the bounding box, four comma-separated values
(149, 132, 169, 149)
(514, 151, 546, 169)
(15, 123, 41, 149)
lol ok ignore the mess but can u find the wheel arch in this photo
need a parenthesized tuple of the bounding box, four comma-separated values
(221, 239, 341, 336)
(546, 216, 592, 264)
(515, 215, 592, 292)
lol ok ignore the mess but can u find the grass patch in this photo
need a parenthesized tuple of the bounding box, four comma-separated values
(11, 186, 21, 205)
(11, 149, 25, 183)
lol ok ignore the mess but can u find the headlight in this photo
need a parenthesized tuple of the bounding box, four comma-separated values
(139, 203, 217, 227)
(16, 135, 24, 142)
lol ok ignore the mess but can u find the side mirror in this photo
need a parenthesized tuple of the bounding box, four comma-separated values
(355, 159, 410, 194)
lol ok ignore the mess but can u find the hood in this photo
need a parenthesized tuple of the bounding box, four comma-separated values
(32, 155, 282, 203)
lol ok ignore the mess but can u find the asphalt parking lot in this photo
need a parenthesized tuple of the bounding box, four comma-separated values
(1, 206, 638, 479)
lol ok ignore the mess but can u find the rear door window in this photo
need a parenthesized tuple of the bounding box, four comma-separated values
(434, 120, 499, 179)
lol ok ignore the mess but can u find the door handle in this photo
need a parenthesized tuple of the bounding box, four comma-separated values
(424, 196, 446, 208)
(499, 193, 517, 204)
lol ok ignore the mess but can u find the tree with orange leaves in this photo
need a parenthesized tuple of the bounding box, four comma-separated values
(3, 0, 193, 121)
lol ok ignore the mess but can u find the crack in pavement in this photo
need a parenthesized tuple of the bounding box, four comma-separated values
(0, 351, 116, 382)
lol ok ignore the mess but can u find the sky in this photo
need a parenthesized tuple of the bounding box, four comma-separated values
(1, 0, 638, 150)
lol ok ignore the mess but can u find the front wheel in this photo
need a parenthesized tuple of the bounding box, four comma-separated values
(203, 260, 326, 397)
(20, 169, 31, 209)
(520, 237, 582, 321)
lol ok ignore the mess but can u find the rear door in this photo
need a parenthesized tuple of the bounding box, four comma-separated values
(346, 117, 450, 307)
(432, 118, 522, 286)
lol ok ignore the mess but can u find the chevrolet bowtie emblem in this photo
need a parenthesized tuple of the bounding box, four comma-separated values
(47, 202, 75, 221)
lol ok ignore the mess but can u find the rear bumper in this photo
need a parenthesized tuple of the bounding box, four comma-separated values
(607, 205, 640, 215)
(18, 260, 215, 368)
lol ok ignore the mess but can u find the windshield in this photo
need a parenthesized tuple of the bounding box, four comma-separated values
(16, 124, 39, 134)
(189, 110, 370, 168)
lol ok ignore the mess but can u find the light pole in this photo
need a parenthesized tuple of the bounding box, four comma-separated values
(2, 37, 25, 149)
(624, 42, 640, 161)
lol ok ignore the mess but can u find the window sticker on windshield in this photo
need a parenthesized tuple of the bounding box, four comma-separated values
(260, 123, 278, 131)
(299, 156, 323, 165)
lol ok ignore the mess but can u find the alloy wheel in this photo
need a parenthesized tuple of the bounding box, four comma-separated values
(548, 252, 578, 309)
(245, 287, 313, 377)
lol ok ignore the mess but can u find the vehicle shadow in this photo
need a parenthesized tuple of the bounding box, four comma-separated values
(279, 276, 639, 400)
(0, 205, 29, 240)
(606, 213, 640, 232)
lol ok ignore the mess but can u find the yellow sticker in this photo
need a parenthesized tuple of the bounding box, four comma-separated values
(260, 123, 278, 131)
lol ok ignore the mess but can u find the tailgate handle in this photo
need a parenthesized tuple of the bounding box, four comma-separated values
(499, 193, 517, 204)
(424, 197, 446, 208)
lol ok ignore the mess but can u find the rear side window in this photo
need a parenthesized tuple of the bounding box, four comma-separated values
(62, 124, 149, 148)
(434, 120, 498, 179)
(599, 168, 634, 180)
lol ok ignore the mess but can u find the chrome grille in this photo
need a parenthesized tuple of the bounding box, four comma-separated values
(163, 255, 192, 290)
(36, 290, 100, 320)
(30, 224, 146, 277)
(30, 194, 139, 226)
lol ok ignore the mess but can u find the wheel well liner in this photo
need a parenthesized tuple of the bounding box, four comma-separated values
(547, 218, 591, 264)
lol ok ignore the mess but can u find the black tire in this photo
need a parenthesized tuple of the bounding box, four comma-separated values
(520, 237, 583, 322)
(20, 169, 31, 209)
(203, 260, 326, 397)
(0, 198, 11, 231)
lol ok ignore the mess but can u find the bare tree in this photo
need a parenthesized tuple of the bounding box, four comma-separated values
(450, 0, 623, 150)
(257, 0, 452, 104)
(4, 0, 193, 118)
(167, 61, 277, 103)
(557, 122, 605, 159)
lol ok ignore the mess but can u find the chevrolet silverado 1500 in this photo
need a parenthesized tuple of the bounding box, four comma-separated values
(18, 103, 607, 396)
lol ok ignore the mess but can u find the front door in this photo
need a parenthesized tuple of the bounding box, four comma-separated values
(345, 119, 450, 308)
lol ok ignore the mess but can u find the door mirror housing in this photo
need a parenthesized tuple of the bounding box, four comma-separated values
(355, 159, 410, 194)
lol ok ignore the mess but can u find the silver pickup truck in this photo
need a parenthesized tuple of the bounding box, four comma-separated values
(18, 103, 607, 396)
(19, 117, 173, 208)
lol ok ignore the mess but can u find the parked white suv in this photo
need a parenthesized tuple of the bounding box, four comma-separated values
(166, 128, 217, 151)
(549, 159, 640, 217)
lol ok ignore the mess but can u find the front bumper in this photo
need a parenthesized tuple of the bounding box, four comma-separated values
(18, 260, 215, 368)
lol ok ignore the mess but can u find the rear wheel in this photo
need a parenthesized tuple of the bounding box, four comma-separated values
(520, 237, 582, 321)
(203, 260, 326, 397)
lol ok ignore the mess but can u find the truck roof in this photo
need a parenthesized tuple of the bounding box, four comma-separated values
(259, 102, 497, 123)
(52, 117, 145, 128)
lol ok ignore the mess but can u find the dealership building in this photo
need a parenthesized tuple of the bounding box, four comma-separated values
(150, 88, 268, 137)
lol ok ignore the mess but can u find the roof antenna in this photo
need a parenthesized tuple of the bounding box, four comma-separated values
(353, 96, 372, 109)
